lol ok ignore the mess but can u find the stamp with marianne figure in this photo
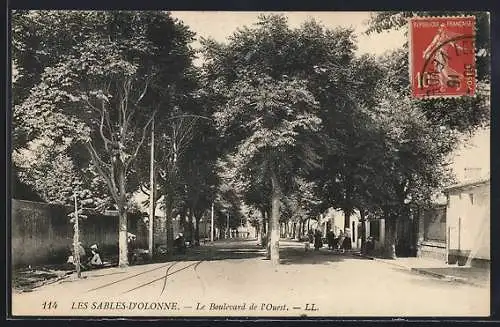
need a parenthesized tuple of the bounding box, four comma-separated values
(409, 16, 476, 98)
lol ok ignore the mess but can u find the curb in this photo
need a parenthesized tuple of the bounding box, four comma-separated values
(354, 253, 485, 288)
(410, 268, 484, 287)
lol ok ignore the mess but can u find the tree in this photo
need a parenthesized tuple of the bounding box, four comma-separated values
(371, 85, 458, 258)
(206, 61, 321, 266)
(13, 11, 197, 267)
(179, 118, 219, 245)
(365, 14, 490, 257)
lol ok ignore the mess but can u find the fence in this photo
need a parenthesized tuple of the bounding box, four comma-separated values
(11, 199, 145, 267)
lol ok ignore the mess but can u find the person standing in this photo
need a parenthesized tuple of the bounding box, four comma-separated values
(337, 230, 345, 253)
(342, 228, 352, 252)
(327, 229, 335, 250)
(314, 229, 322, 251)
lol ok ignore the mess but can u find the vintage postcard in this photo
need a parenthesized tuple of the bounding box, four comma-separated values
(10, 11, 490, 318)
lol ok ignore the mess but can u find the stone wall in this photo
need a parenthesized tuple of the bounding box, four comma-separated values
(11, 199, 145, 267)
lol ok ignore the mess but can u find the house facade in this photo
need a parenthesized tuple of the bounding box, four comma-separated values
(323, 208, 362, 249)
(444, 178, 490, 267)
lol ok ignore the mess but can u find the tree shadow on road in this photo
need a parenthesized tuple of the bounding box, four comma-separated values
(279, 247, 374, 265)
(158, 239, 267, 263)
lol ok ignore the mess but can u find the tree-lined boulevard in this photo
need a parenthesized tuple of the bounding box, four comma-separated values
(12, 11, 489, 267)
(11, 12, 491, 318)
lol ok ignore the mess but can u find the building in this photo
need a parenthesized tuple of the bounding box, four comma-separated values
(443, 177, 490, 267)
(322, 208, 362, 249)
(416, 126, 489, 263)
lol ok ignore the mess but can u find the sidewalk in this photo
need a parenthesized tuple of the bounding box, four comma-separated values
(354, 253, 490, 288)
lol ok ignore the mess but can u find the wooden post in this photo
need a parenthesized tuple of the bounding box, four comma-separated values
(210, 202, 214, 242)
(73, 193, 81, 278)
(446, 226, 451, 264)
(458, 217, 461, 251)
(226, 212, 230, 239)
(148, 116, 155, 260)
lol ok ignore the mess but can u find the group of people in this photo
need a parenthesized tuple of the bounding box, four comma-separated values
(307, 228, 352, 252)
(327, 229, 352, 252)
(66, 242, 103, 270)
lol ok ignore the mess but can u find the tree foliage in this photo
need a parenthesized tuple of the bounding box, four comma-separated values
(12, 11, 197, 266)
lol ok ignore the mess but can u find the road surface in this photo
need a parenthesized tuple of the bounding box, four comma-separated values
(11, 239, 489, 317)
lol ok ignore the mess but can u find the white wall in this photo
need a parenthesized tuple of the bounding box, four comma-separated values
(446, 183, 490, 260)
(325, 208, 360, 248)
(450, 127, 490, 183)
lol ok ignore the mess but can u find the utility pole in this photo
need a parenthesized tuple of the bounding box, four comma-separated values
(73, 192, 81, 278)
(148, 115, 155, 260)
(210, 202, 214, 242)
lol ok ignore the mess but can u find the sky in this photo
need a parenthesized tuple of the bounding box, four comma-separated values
(170, 11, 407, 65)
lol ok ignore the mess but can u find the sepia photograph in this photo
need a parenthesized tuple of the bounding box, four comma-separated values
(9, 10, 491, 317)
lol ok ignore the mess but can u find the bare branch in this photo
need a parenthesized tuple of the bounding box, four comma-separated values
(98, 103, 115, 152)
(85, 143, 119, 203)
(125, 111, 157, 170)
(109, 154, 119, 202)
(120, 79, 128, 133)
(83, 95, 101, 113)
(104, 106, 115, 144)
(135, 77, 150, 106)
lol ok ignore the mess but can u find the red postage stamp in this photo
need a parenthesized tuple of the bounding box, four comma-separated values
(409, 16, 476, 98)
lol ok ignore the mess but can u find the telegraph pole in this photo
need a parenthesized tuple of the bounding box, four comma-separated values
(148, 115, 155, 260)
(210, 202, 214, 242)
(73, 193, 81, 278)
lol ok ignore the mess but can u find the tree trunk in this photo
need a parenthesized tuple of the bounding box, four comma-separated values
(269, 169, 281, 266)
(360, 209, 367, 253)
(164, 188, 174, 252)
(186, 209, 194, 244)
(118, 167, 129, 267)
(194, 215, 200, 246)
(188, 209, 195, 244)
(148, 117, 155, 260)
(385, 215, 397, 259)
(261, 209, 267, 247)
(118, 208, 129, 267)
(179, 208, 186, 235)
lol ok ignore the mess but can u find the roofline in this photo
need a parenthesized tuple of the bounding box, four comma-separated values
(444, 178, 490, 193)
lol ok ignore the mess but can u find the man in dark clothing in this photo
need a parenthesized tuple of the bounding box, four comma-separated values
(327, 230, 335, 250)
(314, 229, 322, 251)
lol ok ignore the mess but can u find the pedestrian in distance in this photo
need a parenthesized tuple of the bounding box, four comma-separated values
(342, 228, 352, 251)
(314, 229, 322, 251)
(327, 229, 335, 250)
(337, 230, 345, 253)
